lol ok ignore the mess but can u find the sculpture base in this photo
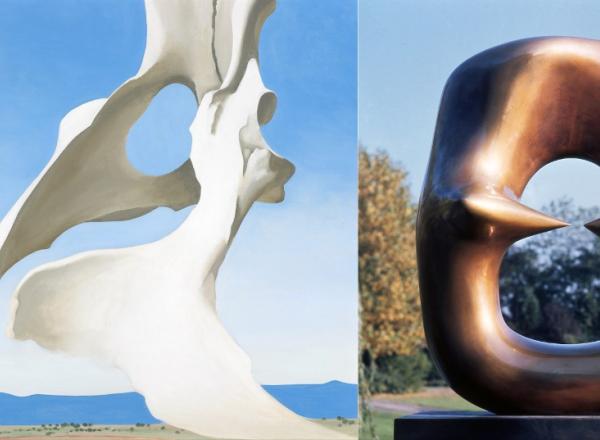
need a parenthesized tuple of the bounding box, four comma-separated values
(395, 411, 600, 440)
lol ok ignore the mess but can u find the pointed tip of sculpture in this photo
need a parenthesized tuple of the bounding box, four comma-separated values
(463, 192, 569, 238)
(584, 218, 600, 236)
(526, 210, 570, 232)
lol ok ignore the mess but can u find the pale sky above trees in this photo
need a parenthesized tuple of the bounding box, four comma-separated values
(360, 0, 600, 212)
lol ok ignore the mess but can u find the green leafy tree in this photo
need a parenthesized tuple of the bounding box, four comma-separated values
(500, 198, 600, 343)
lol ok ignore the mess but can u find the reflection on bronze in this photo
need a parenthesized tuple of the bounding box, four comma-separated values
(417, 37, 600, 415)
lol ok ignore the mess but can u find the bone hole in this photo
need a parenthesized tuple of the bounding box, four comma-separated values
(126, 84, 197, 176)
(501, 158, 600, 344)
(257, 91, 276, 126)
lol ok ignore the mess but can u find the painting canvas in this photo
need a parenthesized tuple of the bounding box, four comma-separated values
(0, 0, 357, 438)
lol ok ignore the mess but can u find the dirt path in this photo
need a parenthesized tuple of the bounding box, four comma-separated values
(368, 398, 439, 415)
(368, 387, 481, 415)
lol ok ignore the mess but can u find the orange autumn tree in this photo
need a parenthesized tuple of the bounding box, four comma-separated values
(359, 149, 424, 363)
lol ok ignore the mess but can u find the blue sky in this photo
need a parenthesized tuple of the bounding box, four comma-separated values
(360, 0, 600, 212)
(0, 0, 357, 395)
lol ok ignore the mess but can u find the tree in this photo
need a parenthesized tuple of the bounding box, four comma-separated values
(500, 198, 600, 343)
(359, 149, 423, 360)
(359, 149, 428, 439)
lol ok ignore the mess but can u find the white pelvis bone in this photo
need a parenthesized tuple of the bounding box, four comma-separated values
(1, 0, 348, 438)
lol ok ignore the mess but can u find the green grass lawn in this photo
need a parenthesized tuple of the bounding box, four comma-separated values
(360, 411, 396, 440)
(362, 387, 481, 440)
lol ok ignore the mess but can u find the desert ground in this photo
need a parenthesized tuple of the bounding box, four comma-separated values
(0, 418, 357, 439)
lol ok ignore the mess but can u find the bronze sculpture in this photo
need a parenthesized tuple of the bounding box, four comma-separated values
(417, 37, 600, 415)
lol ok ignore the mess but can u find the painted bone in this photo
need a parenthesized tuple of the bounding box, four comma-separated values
(1, 0, 346, 438)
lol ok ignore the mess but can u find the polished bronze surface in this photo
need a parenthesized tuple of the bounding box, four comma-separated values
(417, 37, 600, 415)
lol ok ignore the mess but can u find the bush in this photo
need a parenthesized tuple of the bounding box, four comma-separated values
(366, 350, 432, 393)
(424, 350, 447, 387)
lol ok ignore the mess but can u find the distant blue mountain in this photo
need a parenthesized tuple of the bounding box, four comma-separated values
(264, 380, 357, 419)
(0, 392, 159, 425)
(0, 381, 357, 425)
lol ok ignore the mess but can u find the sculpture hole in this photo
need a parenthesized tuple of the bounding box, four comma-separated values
(126, 84, 197, 176)
(500, 158, 600, 344)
